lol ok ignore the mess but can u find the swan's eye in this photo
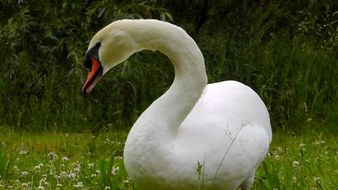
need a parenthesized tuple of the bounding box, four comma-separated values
(84, 56, 92, 68)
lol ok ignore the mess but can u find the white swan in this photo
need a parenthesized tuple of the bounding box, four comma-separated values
(82, 19, 272, 190)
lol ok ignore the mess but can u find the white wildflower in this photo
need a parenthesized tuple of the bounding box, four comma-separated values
(21, 183, 29, 188)
(274, 154, 280, 160)
(21, 171, 29, 177)
(13, 166, 19, 172)
(18, 149, 28, 155)
(62, 156, 69, 161)
(104, 138, 111, 144)
(37, 186, 45, 190)
(104, 186, 111, 190)
(313, 140, 325, 145)
(67, 172, 76, 180)
(123, 179, 130, 184)
(34, 165, 42, 170)
(73, 182, 84, 188)
(292, 176, 297, 183)
(39, 177, 50, 187)
(88, 162, 95, 168)
(292, 161, 300, 167)
(54, 174, 62, 181)
(48, 152, 58, 161)
(91, 173, 97, 178)
(60, 171, 67, 178)
(74, 167, 81, 173)
(111, 165, 119, 175)
(313, 176, 321, 182)
(73, 161, 81, 173)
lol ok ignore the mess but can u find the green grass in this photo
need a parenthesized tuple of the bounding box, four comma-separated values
(256, 129, 338, 190)
(0, 127, 336, 189)
(0, 128, 131, 190)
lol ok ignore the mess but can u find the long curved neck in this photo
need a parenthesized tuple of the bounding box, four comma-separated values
(123, 20, 207, 138)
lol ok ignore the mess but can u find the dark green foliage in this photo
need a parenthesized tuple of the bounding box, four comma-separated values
(0, 0, 173, 131)
(0, 0, 337, 131)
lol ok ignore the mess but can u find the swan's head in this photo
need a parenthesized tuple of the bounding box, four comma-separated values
(82, 23, 137, 94)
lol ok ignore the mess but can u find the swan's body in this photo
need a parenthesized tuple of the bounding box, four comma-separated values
(83, 19, 272, 190)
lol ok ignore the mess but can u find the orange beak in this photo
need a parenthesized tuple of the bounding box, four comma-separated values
(82, 57, 103, 94)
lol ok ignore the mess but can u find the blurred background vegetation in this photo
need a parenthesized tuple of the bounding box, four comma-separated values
(0, 0, 337, 132)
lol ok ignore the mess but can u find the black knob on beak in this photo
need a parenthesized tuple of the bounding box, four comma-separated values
(84, 56, 92, 68)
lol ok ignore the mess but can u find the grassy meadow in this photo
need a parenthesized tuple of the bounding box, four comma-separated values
(0, 127, 337, 190)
